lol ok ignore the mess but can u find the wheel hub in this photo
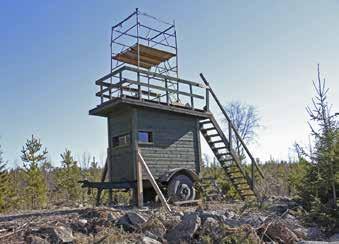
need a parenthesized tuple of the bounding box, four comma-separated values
(178, 184, 191, 200)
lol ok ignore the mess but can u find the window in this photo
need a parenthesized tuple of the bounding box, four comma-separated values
(112, 134, 130, 147)
(138, 131, 153, 143)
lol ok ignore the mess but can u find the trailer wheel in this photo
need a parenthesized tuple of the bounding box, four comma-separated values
(168, 175, 196, 202)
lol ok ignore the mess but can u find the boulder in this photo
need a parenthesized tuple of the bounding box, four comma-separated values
(26, 235, 49, 244)
(127, 212, 147, 226)
(139, 236, 162, 244)
(52, 226, 74, 243)
(240, 213, 266, 228)
(265, 221, 300, 244)
(36, 225, 74, 243)
(306, 227, 323, 241)
(165, 212, 201, 243)
(117, 214, 136, 231)
(142, 217, 166, 238)
(200, 217, 225, 241)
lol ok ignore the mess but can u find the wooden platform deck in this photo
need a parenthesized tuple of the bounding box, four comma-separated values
(112, 44, 175, 69)
(89, 96, 212, 118)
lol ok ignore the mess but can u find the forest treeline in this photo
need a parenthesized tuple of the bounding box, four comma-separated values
(0, 137, 104, 212)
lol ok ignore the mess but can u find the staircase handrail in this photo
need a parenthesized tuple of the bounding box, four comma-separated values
(200, 73, 264, 179)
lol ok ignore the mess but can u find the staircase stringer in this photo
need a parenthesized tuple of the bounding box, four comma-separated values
(203, 115, 259, 199)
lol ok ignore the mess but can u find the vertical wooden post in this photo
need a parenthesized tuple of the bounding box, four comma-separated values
(251, 159, 256, 190)
(137, 72, 142, 99)
(100, 85, 103, 104)
(136, 147, 144, 207)
(176, 82, 179, 102)
(107, 148, 113, 205)
(131, 108, 142, 206)
(96, 157, 108, 206)
(107, 116, 113, 205)
(119, 71, 123, 97)
(205, 88, 209, 111)
(165, 79, 169, 105)
(189, 84, 194, 109)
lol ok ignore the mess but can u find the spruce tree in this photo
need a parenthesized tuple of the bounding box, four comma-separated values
(296, 65, 338, 230)
(21, 135, 48, 209)
(56, 149, 81, 203)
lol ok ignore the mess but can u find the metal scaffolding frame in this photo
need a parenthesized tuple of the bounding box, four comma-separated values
(110, 8, 178, 78)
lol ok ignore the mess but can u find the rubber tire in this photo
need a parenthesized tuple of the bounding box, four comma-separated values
(167, 174, 196, 202)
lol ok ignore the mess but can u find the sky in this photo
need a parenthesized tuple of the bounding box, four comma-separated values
(0, 0, 338, 167)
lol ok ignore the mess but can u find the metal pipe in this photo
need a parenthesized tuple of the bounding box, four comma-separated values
(149, 25, 176, 40)
(111, 10, 137, 29)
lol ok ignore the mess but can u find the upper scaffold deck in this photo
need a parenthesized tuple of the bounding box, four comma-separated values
(112, 43, 176, 69)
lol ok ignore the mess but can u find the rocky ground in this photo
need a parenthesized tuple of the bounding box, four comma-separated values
(0, 198, 338, 243)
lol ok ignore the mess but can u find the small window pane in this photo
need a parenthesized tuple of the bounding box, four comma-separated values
(138, 131, 153, 143)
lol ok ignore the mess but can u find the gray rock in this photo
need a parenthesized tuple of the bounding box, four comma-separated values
(53, 226, 74, 243)
(139, 236, 162, 244)
(200, 217, 224, 241)
(142, 218, 166, 238)
(306, 227, 323, 240)
(298, 241, 336, 244)
(329, 233, 339, 242)
(117, 214, 136, 231)
(165, 212, 201, 243)
(26, 235, 49, 244)
(240, 213, 266, 228)
(197, 209, 241, 227)
(107, 212, 114, 221)
(144, 231, 159, 240)
(127, 212, 147, 226)
(37, 226, 74, 243)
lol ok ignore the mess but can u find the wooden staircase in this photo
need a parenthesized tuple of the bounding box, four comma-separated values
(199, 74, 265, 201)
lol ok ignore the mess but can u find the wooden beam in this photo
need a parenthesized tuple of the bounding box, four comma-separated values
(124, 66, 206, 88)
(137, 150, 171, 213)
(96, 86, 160, 98)
(124, 78, 205, 99)
(95, 66, 127, 85)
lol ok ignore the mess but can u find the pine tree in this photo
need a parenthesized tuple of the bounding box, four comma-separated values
(56, 149, 81, 204)
(21, 135, 48, 209)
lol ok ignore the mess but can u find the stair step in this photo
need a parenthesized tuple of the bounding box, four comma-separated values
(199, 119, 211, 124)
(234, 182, 249, 185)
(241, 193, 255, 197)
(208, 139, 224, 144)
(205, 133, 220, 138)
(212, 146, 227, 150)
(229, 171, 241, 174)
(216, 153, 230, 157)
(220, 159, 233, 164)
(230, 176, 245, 180)
(201, 127, 216, 132)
